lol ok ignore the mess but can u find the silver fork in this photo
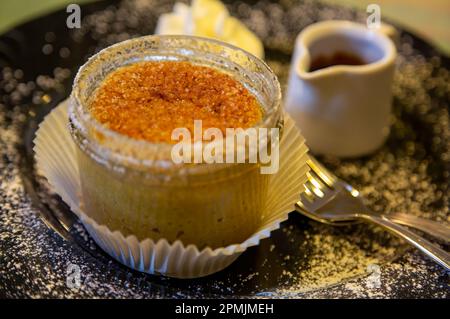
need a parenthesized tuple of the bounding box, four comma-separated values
(299, 159, 450, 242)
(296, 157, 450, 271)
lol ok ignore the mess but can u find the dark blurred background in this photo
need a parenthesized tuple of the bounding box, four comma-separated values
(1, 0, 449, 55)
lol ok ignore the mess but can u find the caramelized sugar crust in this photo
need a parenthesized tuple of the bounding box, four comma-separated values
(90, 61, 263, 143)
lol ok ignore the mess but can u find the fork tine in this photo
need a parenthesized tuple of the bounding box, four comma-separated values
(307, 157, 337, 188)
(304, 179, 325, 198)
(307, 170, 327, 191)
(301, 184, 315, 203)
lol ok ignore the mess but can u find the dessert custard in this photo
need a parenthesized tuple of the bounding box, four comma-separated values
(69, 36, 282, 249)
(78, 61, 270, 249)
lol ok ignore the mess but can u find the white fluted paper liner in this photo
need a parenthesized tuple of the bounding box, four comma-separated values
(34, 99, 309, 278)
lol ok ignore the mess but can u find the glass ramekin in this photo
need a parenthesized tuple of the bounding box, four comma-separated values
(69, 35, 282, 249)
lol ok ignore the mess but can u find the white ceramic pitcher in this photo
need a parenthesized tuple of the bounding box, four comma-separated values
(285, 20, 397, 157)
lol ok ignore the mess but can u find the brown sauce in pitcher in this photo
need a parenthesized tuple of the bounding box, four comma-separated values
(309, 51, 366, 72)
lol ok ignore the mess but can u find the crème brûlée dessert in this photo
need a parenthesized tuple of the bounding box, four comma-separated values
(69, 36, 282, 249)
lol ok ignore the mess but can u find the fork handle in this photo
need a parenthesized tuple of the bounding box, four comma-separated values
(386, 212, 450, 243)
(360, 214, 450, 271)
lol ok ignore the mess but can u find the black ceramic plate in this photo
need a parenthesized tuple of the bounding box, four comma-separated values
(1, 0, 448, 298)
